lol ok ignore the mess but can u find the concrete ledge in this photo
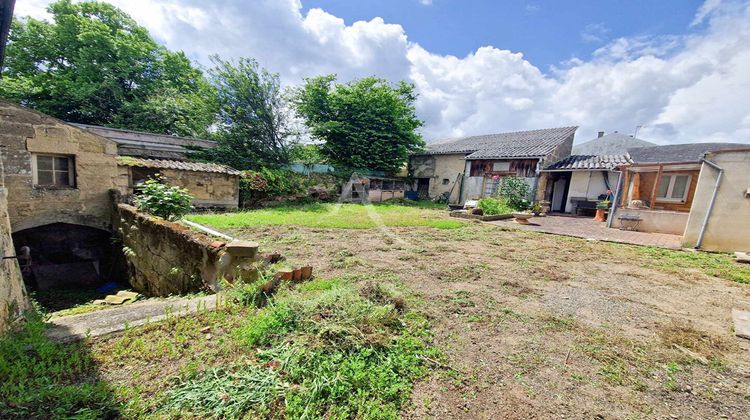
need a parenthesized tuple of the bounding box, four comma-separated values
(449, 211, 513, 221)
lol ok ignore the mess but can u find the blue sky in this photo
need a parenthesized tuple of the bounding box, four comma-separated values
(303, 0, 705, 71)
(15, 0, 750, 144)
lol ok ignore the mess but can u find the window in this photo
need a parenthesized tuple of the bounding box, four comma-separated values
(656, 174, 691, 202)
(442, 178, 450, 185)
(33, 154, 75, 188)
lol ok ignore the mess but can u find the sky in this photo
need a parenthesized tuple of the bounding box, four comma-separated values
(13, 0, 750, 145)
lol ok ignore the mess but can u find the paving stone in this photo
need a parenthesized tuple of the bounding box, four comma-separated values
(489, 215, 682, 249)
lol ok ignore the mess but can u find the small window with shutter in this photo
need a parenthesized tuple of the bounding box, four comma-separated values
(32, 154, 75, 188)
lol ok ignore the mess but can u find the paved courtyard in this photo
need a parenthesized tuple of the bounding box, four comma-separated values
(489, 214, 684, 249)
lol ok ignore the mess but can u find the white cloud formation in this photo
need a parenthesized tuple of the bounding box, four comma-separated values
(12, 0, 750, 145)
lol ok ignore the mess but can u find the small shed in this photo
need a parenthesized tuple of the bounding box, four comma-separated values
(116, 157, 242, 210)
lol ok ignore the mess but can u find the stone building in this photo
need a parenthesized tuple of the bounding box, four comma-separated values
(410, 126, 578, 204)
(0, 100, 240, 294)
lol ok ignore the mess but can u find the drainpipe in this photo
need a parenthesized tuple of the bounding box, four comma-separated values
(607, 170, 624, 228)
(695, 158, 723, 250)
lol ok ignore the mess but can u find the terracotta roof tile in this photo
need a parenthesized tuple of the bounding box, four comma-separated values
(116, 157, 242, 176)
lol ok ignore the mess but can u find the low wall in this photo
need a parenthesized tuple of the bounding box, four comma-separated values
(0, 188, 29, 332)
(115, 203, 226, 296)
(611, 207, 689, 235)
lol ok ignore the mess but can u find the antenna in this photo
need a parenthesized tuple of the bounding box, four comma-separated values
(633, 125, 643, 138)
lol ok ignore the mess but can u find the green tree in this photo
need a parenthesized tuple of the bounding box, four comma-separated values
(196, 56, 295, 169)
(0, 0, 215, 137)
(289, 143, 326, 165)
(294, 75, 424, 174)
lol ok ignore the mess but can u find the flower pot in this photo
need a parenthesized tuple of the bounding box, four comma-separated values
(512, 212, 533, 225)
(594, 208, 607, 222)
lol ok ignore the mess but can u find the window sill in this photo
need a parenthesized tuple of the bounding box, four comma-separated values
(655, 198, 686, 204)
(33, 185, 78, 191)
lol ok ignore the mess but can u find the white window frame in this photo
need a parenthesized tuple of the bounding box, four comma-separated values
(656, 173, 691, 203)
(32, 153, 76, 188)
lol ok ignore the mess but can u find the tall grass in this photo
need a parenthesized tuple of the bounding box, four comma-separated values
(162, 277, 436, 418)
(187, 203, 464, 229)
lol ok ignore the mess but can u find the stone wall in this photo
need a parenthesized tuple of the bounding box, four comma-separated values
(136, 167, 239, 209)
(410, 154, 466, 201)
(0, 101, 119, 233)
(115, 203, 225, 296)
(0, 188, 28, 332)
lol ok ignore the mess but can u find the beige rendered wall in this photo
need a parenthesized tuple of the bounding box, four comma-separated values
(0, 188, 28, 332)
(683, 150, 750, 252)
(611, 207, 689, 235)
(0, 101, 119, 233)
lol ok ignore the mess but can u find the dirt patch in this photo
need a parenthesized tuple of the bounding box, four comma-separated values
(223, 221, 750, 418)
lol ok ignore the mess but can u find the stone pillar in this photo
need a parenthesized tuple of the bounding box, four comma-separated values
(224, 239, 260, 282)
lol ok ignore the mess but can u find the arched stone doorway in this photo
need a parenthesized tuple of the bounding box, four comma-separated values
(11, 223, 125, 311)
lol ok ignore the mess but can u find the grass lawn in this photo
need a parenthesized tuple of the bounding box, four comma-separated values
(2, 204, 749, 418)
(186, 202, 465, 230)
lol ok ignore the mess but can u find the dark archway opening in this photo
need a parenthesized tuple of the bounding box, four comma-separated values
(12, 223, 126, 312)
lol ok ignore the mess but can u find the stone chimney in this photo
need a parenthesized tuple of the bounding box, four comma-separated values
(597, 131, 605, 138)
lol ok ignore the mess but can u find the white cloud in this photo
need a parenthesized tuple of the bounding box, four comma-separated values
(11, 0, 750, 145)
(580, 23, 609, 44)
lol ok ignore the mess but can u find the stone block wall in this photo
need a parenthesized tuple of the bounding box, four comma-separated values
(115, 203, 225, 296)
(0, 188, 28, 332)
(0, 101, 119, 233)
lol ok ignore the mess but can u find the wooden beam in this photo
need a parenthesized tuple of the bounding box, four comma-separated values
(621, 169, 630, 207)
(649, 164, 664, 209)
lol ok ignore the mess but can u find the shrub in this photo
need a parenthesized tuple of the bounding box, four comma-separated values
(134, 178, 193, 220)
(477, 197, 514, 215)
(496, 176, 531, 211)
(240, 168, 307, 207)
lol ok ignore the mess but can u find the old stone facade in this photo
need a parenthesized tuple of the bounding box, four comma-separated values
(0, 188, 28, 332)
(1, 101, 120, 233)
(116, 158, 241, 210)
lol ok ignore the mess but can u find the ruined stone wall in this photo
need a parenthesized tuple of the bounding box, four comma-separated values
(115, 203, 225, 296)
(0, 188, 28, 332)
(150, 168, 239, 209)
(0, 101, 119, 232)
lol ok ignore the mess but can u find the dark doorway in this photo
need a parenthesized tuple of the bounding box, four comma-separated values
(12, 223, 125, 311)
(550, 173, 571, 213)
(416, 178, 430, 198)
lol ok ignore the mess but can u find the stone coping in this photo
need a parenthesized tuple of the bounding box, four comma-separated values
(449, 210, 513, 221)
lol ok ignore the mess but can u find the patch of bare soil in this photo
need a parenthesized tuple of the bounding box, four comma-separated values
(229, 222, 750, 419)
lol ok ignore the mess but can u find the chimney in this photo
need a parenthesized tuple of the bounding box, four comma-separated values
(597, 131, 605, 138)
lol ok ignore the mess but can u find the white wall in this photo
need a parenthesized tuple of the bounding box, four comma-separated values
(565, 171, 617, 213)
(683, 150, 750, 251)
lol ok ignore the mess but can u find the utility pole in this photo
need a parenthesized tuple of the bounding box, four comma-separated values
(0, 0, 16, 74)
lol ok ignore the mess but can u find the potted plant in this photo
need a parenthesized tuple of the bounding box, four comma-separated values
(594, 200, 610, 222)
(531, 202, 543, 216)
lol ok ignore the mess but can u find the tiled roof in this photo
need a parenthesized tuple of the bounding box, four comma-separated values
(628, 142, 750, 164)
(423, 126, 578, 159)
(116, 156, 242, 176)
(544, 154, 632, 171)
(572, 132, 655, 155)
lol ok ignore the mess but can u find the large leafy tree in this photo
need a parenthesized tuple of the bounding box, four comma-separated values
(0, 0, 215, 137)
(196, 56, 295, 169)
(294, 75, 424, 174)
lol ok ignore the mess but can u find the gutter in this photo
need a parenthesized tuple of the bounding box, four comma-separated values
(695, 157, 723, 250)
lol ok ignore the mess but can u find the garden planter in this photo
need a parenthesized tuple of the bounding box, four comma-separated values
(292, 268, 302, 281)
(512, 213, 533, 225)
(594, 209, 607, 222)
(300, 265, 313, 280)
